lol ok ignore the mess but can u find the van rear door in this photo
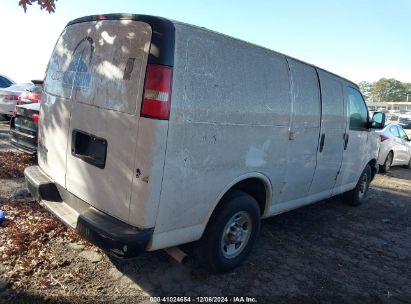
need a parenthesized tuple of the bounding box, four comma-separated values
(38, 25, 86, 188)
(63, 20, 152, 223)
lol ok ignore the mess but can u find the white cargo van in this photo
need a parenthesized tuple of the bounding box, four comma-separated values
(25, 14, 386, 273)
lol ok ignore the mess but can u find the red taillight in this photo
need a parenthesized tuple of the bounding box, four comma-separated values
(32, 114, 39, 124)
(5, 94, 19, 101)
(380, 135, 389, 142)
(141, 64, 173, 120)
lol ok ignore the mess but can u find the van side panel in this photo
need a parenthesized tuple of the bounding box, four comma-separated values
(150, 23, 292, 249)
(129, 118, 169, 228)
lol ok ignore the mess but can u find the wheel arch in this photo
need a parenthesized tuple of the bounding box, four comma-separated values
(384, 150, 394, 170)
(201, 172, 272, 237)
(368, 158, 378, 181)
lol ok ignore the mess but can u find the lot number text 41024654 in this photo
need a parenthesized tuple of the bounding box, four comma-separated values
(149, 296, 257, 303)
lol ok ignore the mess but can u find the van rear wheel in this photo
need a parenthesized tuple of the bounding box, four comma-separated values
(343, 164, 371, 206)
(195, 190, 260, 273)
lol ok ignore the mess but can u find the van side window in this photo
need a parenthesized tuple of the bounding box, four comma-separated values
(347, 87, 368, 130)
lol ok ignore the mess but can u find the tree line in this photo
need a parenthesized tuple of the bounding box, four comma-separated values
(359, 78, 411, 103)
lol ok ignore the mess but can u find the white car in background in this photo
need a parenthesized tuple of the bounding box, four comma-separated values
(0, 83, 33, 118)
(375, 123, 411, 172)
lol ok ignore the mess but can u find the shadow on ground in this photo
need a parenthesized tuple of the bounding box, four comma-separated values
(385, 166, 411, 181)
(104, 186, 411, 303)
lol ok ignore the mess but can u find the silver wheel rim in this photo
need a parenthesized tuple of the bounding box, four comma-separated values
(358, 172, 369, 200)
(221, 211, 252, 259)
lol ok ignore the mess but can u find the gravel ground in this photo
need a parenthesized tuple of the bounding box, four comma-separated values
(0, 121, 411, 304)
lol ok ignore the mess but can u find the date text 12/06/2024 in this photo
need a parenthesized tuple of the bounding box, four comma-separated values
(149, 296, 258, 303)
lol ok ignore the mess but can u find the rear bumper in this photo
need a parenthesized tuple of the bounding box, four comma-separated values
(25, 165, 153, 258)
(10, 135, 37, 154)
(0, 102, 16, 115)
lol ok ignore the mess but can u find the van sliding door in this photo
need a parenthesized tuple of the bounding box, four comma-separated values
(276, 59, 321, 205)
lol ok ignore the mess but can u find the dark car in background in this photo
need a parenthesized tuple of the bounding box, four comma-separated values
(398, 116, 411, 130)
(10, 102, 40, 154)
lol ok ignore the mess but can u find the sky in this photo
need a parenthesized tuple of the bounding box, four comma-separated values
(1, 0, 410, 84)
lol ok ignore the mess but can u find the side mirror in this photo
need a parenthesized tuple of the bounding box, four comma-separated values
(370, 112, 385, 129)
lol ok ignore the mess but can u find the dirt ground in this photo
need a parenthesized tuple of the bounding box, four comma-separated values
(1, 120, 411, 304)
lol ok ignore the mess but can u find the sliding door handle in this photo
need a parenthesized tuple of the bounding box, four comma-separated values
(344, 133, 349, 150)
(319, 133, 325, 152)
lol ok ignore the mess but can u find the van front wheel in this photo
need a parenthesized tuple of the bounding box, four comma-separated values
(196, 190, 260, 273)
(343, 164, 372, 206)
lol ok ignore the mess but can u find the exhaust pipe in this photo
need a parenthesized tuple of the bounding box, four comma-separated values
(164, 247, 190, 264)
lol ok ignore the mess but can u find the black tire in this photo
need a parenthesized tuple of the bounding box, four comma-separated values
(195, 190, 261, 273)
(404, 157, 411, 169)
(380, 151, 393, 173)
(343, 164, 372, 206)
(0, 114, 10, 121)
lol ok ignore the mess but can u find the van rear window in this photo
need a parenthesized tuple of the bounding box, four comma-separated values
(44, 21, 152, 114)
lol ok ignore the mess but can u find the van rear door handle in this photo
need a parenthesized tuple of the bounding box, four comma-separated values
(344, 133, 349, 150)
(319, 133, 325, 152)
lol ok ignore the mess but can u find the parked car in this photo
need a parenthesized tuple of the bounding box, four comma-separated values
(0, 74, 15, 88)
(0, 83, 34, 118)
(398, 116, 411, 129)
(25, 14, 385, 273)
(10, 102, 40, 155)
(17, 83, 42, 105)
(399, 110, 411, 115)
(376, 123, 411, 172)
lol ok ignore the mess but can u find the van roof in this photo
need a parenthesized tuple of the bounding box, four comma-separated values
(67, 14, 358, 88)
